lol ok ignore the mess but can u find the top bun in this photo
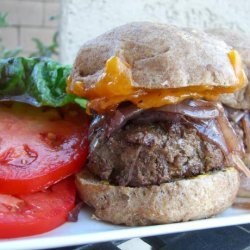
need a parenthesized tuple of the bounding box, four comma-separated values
(70, 22, 238, 91)
(207, 29, 250, 109)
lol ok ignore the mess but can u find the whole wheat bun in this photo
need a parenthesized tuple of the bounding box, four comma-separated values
(207, 29, 250, 110)
(70, 22, 238, 92)
(237, 154, 250, 197)
(238, 174, 250, 197)
(76, 168, 239, 226)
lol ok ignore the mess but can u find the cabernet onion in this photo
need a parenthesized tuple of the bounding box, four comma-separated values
(90, 100, 220, 139)
(242, 113, 250, 153)
(89, 100, 242, 156)
(226, 108, 245, 123)
(182, 118, 229, 155)
(158, 99, 219, 119)
(216, 103, 244, 155)
(89, 105, 142, 141)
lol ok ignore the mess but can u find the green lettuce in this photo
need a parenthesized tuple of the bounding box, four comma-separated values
(0, 57, 87, 108)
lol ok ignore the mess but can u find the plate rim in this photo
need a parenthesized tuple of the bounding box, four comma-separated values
(1, 213, 250, 250)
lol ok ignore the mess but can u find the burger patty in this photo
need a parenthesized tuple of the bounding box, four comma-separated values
(87, 122, 226, 187)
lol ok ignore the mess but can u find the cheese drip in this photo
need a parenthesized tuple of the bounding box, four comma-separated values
(68, 50, 246, 114)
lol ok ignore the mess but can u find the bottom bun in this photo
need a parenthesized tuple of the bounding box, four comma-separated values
(76, 168, 239, 226)
(238, 154, 250, 198)
(238, 174, 250, 197)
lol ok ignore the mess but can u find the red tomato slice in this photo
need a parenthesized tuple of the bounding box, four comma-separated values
(0, 177, 75, 238)
(0, 103, 89, 195)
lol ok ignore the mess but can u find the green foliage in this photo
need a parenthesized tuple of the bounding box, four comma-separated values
(0, 12, 21, 58)
(0, 57, 86, 108)
(30, 32, 59, 58)
(49, 15, 59, 21)
(0, 46, 22, 59)
(0, 12, 8, 27)
(0, 12, 59, 59)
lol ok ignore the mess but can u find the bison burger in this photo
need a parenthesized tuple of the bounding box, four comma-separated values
(207, 29, 250, 197)
(68, 22, 248, 226)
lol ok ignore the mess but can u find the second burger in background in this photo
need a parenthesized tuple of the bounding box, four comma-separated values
(207, 29, 250, 197)
(68, 22, 249, 226)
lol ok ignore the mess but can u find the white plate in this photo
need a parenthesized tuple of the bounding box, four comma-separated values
(1, 198, 250, 250)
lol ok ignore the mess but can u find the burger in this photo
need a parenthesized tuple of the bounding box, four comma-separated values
(67, 22, 249, 226)
(207, 29, 250, 197)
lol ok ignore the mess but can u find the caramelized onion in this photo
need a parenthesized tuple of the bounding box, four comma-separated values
(90, 100, 220, 140)
(88, 115, 106, 139)
(225, 107, 245, 123)
(89, 105, 142, 140)
(244, 154, 250, 167)
(67, 202, 83, 222)
(158, 99, 219, 119)
(106, 105, 142, 137)
(133, 112, 182, 124)
(183, 118, 229, 155)
(216, 103, 244, 154)
(242, 113, 250, 154)
(231, 154, 250, 178)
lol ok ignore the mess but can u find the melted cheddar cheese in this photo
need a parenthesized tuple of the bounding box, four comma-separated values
(67, 50, 246, 114)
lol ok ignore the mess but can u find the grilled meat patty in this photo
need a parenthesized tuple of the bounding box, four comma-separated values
(87, 121, 226, 187)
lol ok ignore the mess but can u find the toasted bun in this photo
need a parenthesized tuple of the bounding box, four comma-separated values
(238, 174, 250, 197)
(238, 155, 250, 197)
(207, 29, 250, 109)
(76, 168, 239, 226)
(70, 22, 238, 91)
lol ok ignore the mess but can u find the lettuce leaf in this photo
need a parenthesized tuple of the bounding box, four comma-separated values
(0, 57, 86, 108)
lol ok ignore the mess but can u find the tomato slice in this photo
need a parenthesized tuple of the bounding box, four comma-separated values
(0, 177, 75, 238)
(0, 103, 89, 195)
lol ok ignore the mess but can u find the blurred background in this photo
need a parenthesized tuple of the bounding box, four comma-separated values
(0, 0, 249, 64)
(0, 0, 59, 60)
